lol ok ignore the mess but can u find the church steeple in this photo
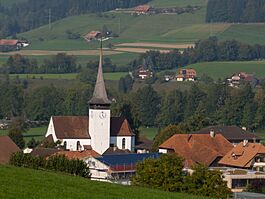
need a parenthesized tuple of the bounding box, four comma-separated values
(89, 40, 111, 106)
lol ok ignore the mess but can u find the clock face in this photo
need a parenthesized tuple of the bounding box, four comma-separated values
(99, 111, 107, 119)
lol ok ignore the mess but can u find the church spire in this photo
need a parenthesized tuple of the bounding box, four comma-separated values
(89, 40, 111, 106)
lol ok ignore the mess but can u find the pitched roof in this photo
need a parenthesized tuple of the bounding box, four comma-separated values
(30, 148, 60, 158)
(52, 116, 90, 139)
(103, 147, 132, 155)
(51, 116, 134, 139)
(219, 142, 265, 168)
(134, 5, 151, 12)
(159, 134, 233, 168)
(193, 125, 260, 141)
(89, 47, 111, 105)
(96, 153, 160, 171)
(110, 117, 134, 136)
(55, 150, 100, 160)
(135, 136, 153, 150)
(0, 39, 19, 46)
(0, 136, 20, 164)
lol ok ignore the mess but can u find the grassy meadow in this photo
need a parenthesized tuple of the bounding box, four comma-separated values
(0, 126, 47, 143)
(0, 165, 210, 199)
(185, 61, 265, 80)
(139, 127, 159, 140)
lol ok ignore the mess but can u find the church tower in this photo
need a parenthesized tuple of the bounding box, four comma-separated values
(89, 43, 111, 155)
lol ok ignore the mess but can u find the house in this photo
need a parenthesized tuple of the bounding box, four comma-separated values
(177, 69, 197, 81)
(227, 72, 258, 87)
(176, 74, 185, 82)
(134, 5, 151, 14)
(159, 133, 233, 168)
(219, 141, 265, 171)
(136, 67, 153, 80)
(193, 125, 261, 145)
(0, 39, 29, 50)
(135, 136, 153, 153)
(0, 136, 20, 164)
(84, 153, 160, 184)
(84, 31, 102, 42)
(45, 47, 135, 155)
(218, 142, 265, 191)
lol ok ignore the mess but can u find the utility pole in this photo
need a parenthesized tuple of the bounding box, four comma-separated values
(118, 17, 121, 36)
(49, 8, 52, 30)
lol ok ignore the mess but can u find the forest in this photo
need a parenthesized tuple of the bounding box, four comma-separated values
(0, 0, 150, 37)
(206, 0, 265, 23)
(1, 75, 265, 134)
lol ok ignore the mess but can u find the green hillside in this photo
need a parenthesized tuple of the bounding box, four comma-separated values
(0, 165, 209, 199)
(17, 0, 265, 52)
(0, 0, 26, 7)
(185, 61, 265, 80)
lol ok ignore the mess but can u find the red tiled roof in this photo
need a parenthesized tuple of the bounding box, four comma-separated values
(84, 31, 101, 39)
(134, 5, 150, 12)
(55, 150, 100, 160)
(30, 148, 60, 158)
(159, 134, 233, 168)
(51, 116, 134, 139)
(0, 136, 20, 164)
(0, 39, 19, 46)
(219, 142, 265, 168)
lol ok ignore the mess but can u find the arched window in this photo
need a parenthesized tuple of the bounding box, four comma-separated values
(77, 141, 81, 151)
(122, 138, 126, 149)
(63, 141, 67, 149)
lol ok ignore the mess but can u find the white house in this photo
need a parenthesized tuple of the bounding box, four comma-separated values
(45, 48, 135, 155)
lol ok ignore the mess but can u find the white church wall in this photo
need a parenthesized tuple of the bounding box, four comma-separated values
(110, 136, 133, 151)
(45, 117, 58, 142)
(62, 139, 91, 151)
(89, 109, 111, 155)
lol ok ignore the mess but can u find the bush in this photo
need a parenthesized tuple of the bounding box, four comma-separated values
(10, 152, 90, 178)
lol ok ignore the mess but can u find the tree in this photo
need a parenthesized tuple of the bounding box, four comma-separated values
(27, 138, 39, 148)
(152, 125, 184, 151)
(132, 154, 184, 192)
(184, 164, 231, 199)
(8, 117, 28, 149)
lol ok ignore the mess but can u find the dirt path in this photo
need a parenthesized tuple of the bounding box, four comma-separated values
(0, 50, 123, 56)
(115, 42, 195, 49)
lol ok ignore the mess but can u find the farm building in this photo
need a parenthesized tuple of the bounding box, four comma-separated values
(84, 31, 102, 41)
(159, 133, 233, 168)
(136, 67, 153, 80)
(134, 5, 151, 14)
(0, 39, 29, 51)
(0, 136, 20, 164)
(178, 68, 197, 81)
(227, 72, 258, 87)
(84, 153, 160, 184)
(193, 125, 261, 145)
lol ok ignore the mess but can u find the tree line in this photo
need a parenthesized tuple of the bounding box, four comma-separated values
(0, 0, 150, 38)
(129, 37, 265, 72)
(206, 0, 265, 23)
(1, 75, 265, 133)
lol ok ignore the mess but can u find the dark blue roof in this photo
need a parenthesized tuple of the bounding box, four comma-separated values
(96, 153, 161, 166)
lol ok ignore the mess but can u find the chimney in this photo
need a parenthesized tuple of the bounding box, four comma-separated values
(243, 140, 248, 147)
(210, 129, 215, 138)
(242, 126, 247, 131)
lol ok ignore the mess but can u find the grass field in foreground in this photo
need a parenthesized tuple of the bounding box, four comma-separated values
(0, 126, 47, 143)
(10, 72, 128, 81)
(0, 165, 210, 199)
(185, 61, 265, 80)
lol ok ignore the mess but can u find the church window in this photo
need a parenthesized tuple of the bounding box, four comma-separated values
(77, 141, 81, 151)
(122, 138, 126, 149)
(63, 141, 67, 149)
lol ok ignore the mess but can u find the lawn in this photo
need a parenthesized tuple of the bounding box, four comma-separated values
(139, 127, 159, 140)
(0, 126, 47, 143)
(0, 165, 210, 199)
(149, 0, 208, 8)
(9, 72, 128, 81)
(185, 61, 265, 80)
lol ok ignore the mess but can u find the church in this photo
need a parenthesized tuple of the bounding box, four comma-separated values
(45, 48, 135, 155)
